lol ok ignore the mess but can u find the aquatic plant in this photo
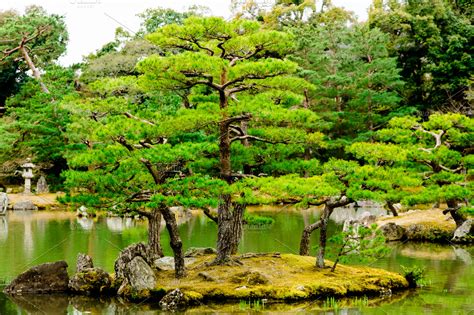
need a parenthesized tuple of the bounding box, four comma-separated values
(400, 265, 426, 288)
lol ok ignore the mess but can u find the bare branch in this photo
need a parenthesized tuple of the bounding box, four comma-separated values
(414, 125, 445, 151)
(230, 134, 289, 145)
(123, 112, 156, 126)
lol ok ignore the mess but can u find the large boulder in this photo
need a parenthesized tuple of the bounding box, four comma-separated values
(452, 219, 473, 243)
(127, 256, 156, 291)
(68, 267, 112, 295)
(4, 261, 69, 294)
(380, 222, 406, 241)
(114, 243, 157, 299)
(114, 243, 154, 282)
(12, 200, 38, 211)
(76, 253, 94, 272)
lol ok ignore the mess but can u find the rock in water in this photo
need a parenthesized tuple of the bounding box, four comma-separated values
(452, 219, 473, 243)
(159, 288, 185, 311)
(76, 253, 94, 272)
(380, 222, 406, 241)
(12, 200, 38, 211)
(127, 256, 157, 291)
(68, 267, 112, 295)
(36, 176, 49, 194)
(4, 261, 69, 294)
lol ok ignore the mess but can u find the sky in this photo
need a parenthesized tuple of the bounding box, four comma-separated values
(1, 0, 373, 66)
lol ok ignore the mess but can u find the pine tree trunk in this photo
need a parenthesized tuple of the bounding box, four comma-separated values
(160, 206, 185, 278)
(215, 78, 244, 264)
(19, 46, 49, 94)
(215, 194, 234, 263)
(299, 221, 322, 256)
(148, 209, 164, 258)
(387, 202, 399, 217)
(230, 201, 245, 255)
(316, 205, 333, 268)
(445, 200, 466, 228)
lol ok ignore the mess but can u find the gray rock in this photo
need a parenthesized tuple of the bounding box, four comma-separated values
(4, 261, 69, 294)
(127, 256, 156, 291)
(76, 253, 93, 273)
(452, 219, 473, 243)
(68, 267, 112, 295)
(114, 243, 154, 282)
(154, 256, 196, 271)
(198, 272, 215, 282)
(154, 256, 175, 271)
(0, 192, 7, 215)
(12, 200, 37, 211)
(184, 247, 216, 257)
(76, 205, 89, 217)
(36, 176, 49, 194)
(359, 211, 377, 226)
(159, 288, 185, 311)
(380, 222, 406, 241)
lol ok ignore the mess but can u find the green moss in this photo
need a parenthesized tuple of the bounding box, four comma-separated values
(153, 254, 408, 302)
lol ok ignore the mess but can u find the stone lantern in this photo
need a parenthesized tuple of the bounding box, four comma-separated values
(21, 158, 35, 195)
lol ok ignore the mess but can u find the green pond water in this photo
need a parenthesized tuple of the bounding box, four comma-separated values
(0, 207, 472, 314)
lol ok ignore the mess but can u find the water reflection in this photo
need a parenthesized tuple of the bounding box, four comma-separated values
(0, 216, 7, 242)
(106, 217, 134, 232)
(330, 206, 388, 224)
(76, 217, 94, 230)
(0, 209, 472, 314)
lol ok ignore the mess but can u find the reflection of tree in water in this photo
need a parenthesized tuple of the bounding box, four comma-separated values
(443, 247, 471, 293)
(0, 216, 7, 242)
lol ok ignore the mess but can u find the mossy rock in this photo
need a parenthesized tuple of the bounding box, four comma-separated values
(231, 271, 269, 285)
(68, 267, 112, 295)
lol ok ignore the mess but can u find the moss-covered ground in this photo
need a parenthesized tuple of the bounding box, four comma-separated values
(377, 209, 456, 242)
(154, 253, 408, 303)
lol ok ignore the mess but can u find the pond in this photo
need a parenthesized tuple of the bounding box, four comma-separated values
(0, 207, 472, 314)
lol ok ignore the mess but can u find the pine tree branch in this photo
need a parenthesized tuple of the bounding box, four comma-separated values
(123, 112, 156, 126)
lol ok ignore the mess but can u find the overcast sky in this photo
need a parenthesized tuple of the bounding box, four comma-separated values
(1, 0, 372, 65)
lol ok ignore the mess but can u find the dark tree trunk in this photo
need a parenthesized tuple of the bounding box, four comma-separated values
(230, 201, 245, 255)
(299, 221, 322, 256)
(316, 205, 333, 268)
(148, 209, 164, 258)
(215, 195, 235, 263)
(160, 206, 185, 278)
(445, 200, 466, 228)
(214, 75, 246, 264)
(387, 202, 399, 217)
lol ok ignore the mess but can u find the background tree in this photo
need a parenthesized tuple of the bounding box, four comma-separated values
(0, 5, 68, 94)
(0, 66, 77, 188)
(369, 0, 473, 113)
(290, 7, 405, 157)
(349, 113, 473, 226)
